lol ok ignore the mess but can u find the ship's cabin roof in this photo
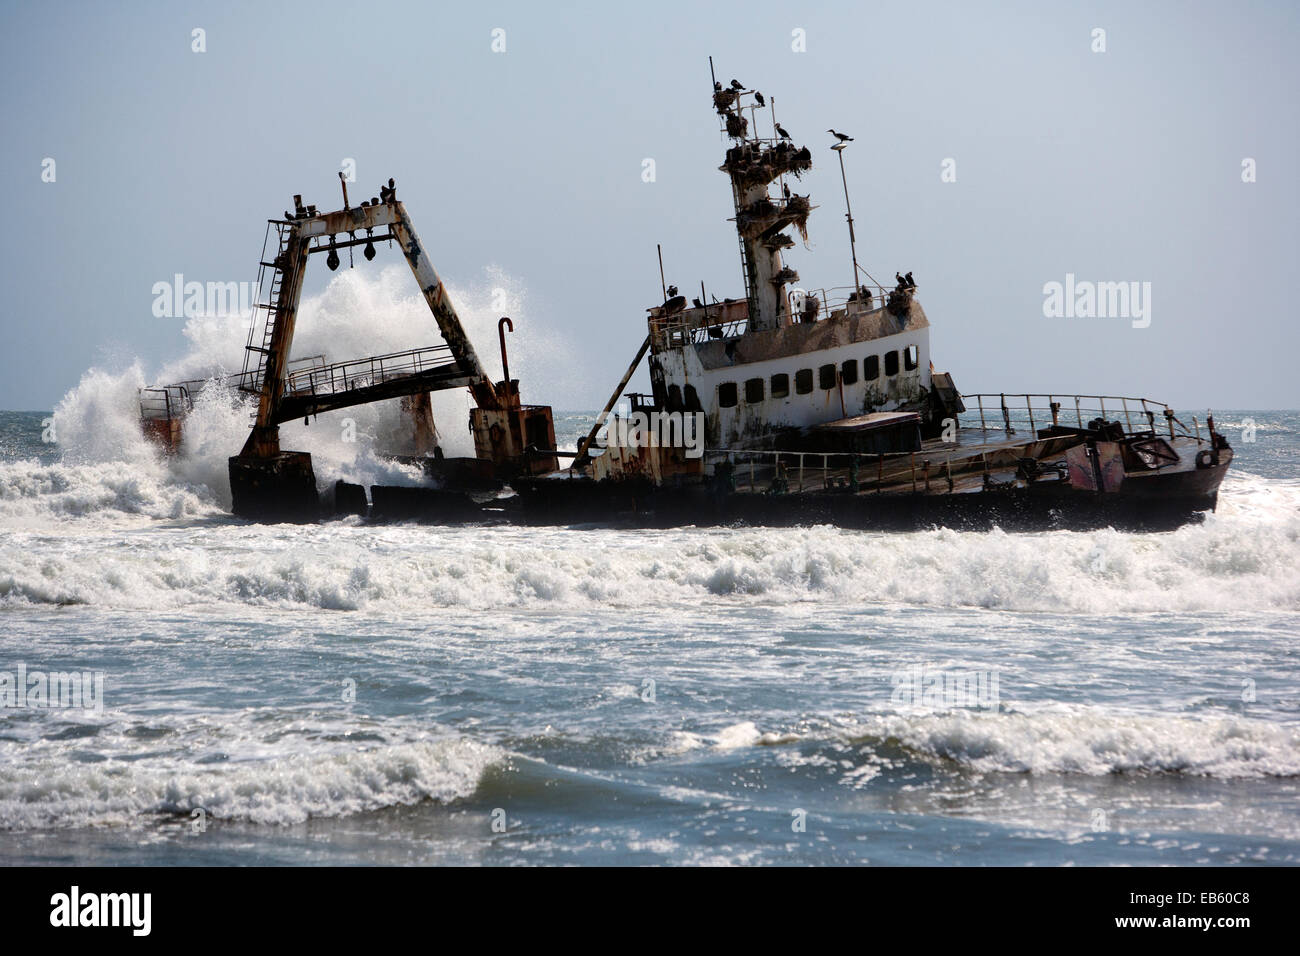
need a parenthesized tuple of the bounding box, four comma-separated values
(646, 284, 923, 354)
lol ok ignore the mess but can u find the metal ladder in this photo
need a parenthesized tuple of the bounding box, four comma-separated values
(240, 220, 293, 394)
(730, 180, 757, 319)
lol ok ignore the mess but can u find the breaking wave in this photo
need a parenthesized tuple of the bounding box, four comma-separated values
(837, 708, 1300, 778)
(1, 474, 1298, 612)
(671, 708, 1300, 780)
(0, 728, 501, 830)
(10, 266, 574, 517)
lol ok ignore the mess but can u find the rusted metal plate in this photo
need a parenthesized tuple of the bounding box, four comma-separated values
(1065, 442, 1123, 492)
(1066, 444, 1097, 490)
(1096, 441, 1125, 492)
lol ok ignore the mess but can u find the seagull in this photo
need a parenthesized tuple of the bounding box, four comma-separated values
(730, 79, 744, 90)
(754, 91, 765, 107)
(775, 123, 792, 140)
(828, 128, 854, 142)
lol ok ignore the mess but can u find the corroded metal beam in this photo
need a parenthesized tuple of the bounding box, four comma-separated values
(387, 203, 499, 409)
(239, 190, 499, 460)
(573, 333, 652, 470)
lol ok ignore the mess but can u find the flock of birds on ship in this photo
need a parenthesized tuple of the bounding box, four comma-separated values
(713, 78, 855, 147)
(709, 79, 918, 304)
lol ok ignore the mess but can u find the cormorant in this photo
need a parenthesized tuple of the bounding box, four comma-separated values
(905, 271, 915, 288)
(714, 81, 722, 91)
(828, 129, 854, 142)
(775, 124, 791, 140)
(754, 91, 765, 107)
(782, 182, 791, 199)
(692, 297, 704, 308)
(730, 79, 744, 90)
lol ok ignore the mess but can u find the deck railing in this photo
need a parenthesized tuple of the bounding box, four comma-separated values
(956, 393, 1183, 437)
(161, 355, 329, 400)
(138, 385, 191, 422)
(788, 283, 895, 319)
(654, 315, 749, 349)
(650, 282, 904, 351)
(720, 447, 954, 496)
(284, 346, 455, 397)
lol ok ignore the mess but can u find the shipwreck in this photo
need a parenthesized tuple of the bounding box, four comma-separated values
(139, 67, 1232, 530)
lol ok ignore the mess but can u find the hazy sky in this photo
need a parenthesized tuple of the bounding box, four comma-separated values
(2, 0, 1297, 411)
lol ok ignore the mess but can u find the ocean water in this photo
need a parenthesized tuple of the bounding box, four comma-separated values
(2, 397, 1297, 866)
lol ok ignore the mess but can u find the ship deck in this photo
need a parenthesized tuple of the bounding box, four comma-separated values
(723, 427, 1050, 496)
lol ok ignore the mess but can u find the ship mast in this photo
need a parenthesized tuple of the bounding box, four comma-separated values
(712, 63, 815, 333)
(832, 142, 861, 295)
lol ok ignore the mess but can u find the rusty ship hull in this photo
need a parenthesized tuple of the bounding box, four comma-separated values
(508, 435, 1232, 532)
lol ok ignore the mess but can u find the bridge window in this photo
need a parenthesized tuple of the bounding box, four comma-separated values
(795, 369, 814, 395)
(841, 359, 859, 385)
(819, 364, 837, 390)
(667, 384, 683, 411)
(864, 355, 879, 381)
(744, 377, 764, 403)
(684, 385, 702, 411)
(904, 344, 919, 371)
(885, 350, 899, 376)
(718, 382, 738, 408)
(770, 373, 790, 398)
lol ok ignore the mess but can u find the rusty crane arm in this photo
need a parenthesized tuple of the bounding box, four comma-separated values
(572, 333, 652, 470)
(241, 193, 500, 458)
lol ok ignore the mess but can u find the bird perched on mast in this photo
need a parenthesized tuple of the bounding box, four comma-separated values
(754, 91, 765, 107)
(730, 78, 744, 90)
(828, 128, 854, 143)
(775, 123, 792, 140)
